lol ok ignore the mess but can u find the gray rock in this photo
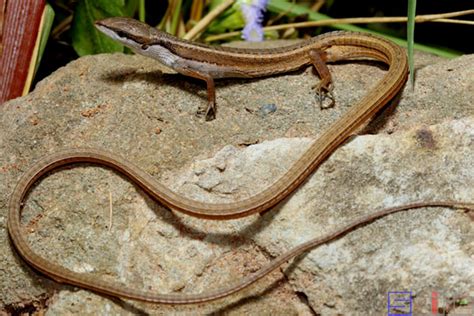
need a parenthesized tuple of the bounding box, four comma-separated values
(0, 41, 473, 315)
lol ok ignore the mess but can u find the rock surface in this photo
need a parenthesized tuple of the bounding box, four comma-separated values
(0, 39, 473, 315)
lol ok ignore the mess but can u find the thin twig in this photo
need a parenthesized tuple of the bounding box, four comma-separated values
(310, 0, 325, 12)
(205, 9, 474, 42)
(413, 9, 474, 22)
(184, 0, 235, 40)
(51, 15, 73, 39)
(434, 18, 474, 25)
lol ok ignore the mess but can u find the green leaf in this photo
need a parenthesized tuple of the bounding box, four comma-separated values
(170, 0, 183, 35)
(407, 0, 416, 87)
(35, 4, 55, 76)
(138, 0, 145, 22)
(71, 0, 139, 56)
(207, 2, 245, 33)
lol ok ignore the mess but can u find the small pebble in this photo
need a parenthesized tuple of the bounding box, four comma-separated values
(258, 103, 277, 117)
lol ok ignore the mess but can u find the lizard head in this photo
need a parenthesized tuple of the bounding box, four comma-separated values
(95, 17, 169, 50)
(95, 17, 180, 67)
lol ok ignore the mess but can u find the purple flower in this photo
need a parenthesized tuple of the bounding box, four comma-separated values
(241, 0, 268, 42)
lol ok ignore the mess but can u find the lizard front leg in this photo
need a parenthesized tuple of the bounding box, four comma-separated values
(174, 66, 217, 121)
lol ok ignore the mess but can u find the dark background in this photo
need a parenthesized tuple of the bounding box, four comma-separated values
(327, 0, 473, 53)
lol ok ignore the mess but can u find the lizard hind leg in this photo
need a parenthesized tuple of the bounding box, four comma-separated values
(309, 49, 335, 109)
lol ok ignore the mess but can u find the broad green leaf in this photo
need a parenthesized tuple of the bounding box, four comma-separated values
(35, 4, 55, 76)
(71, 0, 139, 56)
(207, 2, 245, 33)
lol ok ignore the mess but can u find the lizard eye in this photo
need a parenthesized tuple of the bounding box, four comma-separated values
(115, 30, 128, 38)
(141, 44, 149, 50)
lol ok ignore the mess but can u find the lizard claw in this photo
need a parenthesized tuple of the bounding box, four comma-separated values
(196, 103, 216, 121)
(312, 81, 335, 109)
